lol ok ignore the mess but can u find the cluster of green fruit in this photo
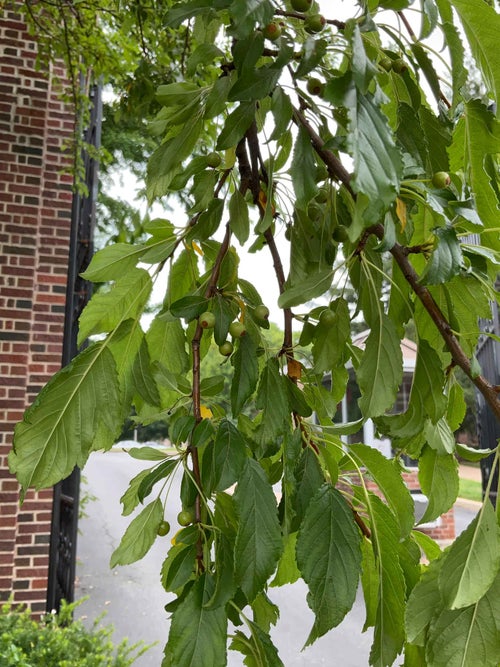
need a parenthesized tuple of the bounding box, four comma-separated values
(262, 0, 325, 42)
(198, 304, 270, 356)
(379, 55, 408, 74)
(157, 508, 196, 537)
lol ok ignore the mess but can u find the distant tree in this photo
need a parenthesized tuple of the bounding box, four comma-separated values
(8, 1, 500, 665)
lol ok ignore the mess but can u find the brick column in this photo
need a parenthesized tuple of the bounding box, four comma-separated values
(0, 8, 74, 614)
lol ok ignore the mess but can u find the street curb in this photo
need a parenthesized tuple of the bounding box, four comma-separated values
(455, 497, 482, 511)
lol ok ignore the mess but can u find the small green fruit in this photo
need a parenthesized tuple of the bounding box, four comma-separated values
(306, 77, 324, 97)
(199, 311, 216, 329)
(315, 187, 328, 204)
(431, 171, 451, 188)
(290, 0, 312, 12)
(332, 225, 349, 243)
(307, 202, 321, 221)
(304, 14, 326, 33)
(254, 304, 270, 325)
(206, 152, 221, 168)
(263, 22, 282, 41)
(392, 58, 408, 74)
(177, 509, 195, 526)
(229, 321, 247, 338)
(218, 340, 234, 356)
(379, 57, 393, 72)
(319, 308, 335, 328)
(157, 520, 170, 536)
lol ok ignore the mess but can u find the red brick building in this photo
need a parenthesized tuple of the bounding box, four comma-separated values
(0, 7, 75, 614)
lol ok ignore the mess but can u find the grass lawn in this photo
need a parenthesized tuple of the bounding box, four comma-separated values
(458, 477, 482, 502)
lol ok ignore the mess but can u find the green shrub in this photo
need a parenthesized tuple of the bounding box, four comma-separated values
(0, 599, 150, 666)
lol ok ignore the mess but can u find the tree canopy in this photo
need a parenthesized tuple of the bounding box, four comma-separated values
(7, 0, 500, 665)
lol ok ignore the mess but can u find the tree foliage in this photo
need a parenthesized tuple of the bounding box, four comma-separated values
(8, 0, 500, 665)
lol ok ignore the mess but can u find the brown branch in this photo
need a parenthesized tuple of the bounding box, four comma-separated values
(370, 224, 500, 422)
(291, 105, 354, 196)
(294, 99, 500, 423)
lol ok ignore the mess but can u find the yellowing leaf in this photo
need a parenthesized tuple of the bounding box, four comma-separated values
(192, 241, 204, 256)
(200, 405, 213, 419)
(396, 197, 407, 230)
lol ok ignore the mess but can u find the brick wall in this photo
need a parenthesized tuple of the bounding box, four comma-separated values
(0, 8, 74, 614)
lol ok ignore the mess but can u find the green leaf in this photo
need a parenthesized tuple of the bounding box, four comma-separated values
(146, 316, 189, 375)
(230, 622, 284, 667)
(295, 37, 328, 79)
(231, 333, 259, 415)
(351, 24, 378, 94)
(147, 115, 204, 200)
(10, 343, 120, 494)
(229, 189, 250, 245)
(163, 543, 198, 592)
(255, 358, 290, 452)
(110, 498, 163, 567)
(170, 295, 209, 320)
(81, 243, 145, 282)
(137, 459, 178, 503)
(166, 573, 228, 667)
(348, 444, 414, 538)
(278, 269, 333, 309)
(228, 0, 274, 39)
(209, 420, 248, 492)
(346, 86, 403, 223)
(367, 494, 406, 667)
(270, 86, 292, 141)
(312, 298, 351, 374)
(450, 0, 500, 112)
(290, 126, 318, 207)
(406, 555, 443, 646)
(439, 499, 500, 610)
(292, 447, 324, 530)
(234, 458, 283, 602)
(119, 468, 151, 517)
(450, 101, 500, 251)
(271, 532, 300, 587)
(216, 102, 255, 150)
(418, 446, 459, 524)
(357, 313, 403, 418)
(296, 485, 362, 645)
(131, 337, 161, 406)
(427, 571, 500, 667)
(420, 227, 463, 285)
(78, 268, 152, 345)
(425, 417, 456, 454)
(127, 446, 169, 461)
(228, 63, 283, 103)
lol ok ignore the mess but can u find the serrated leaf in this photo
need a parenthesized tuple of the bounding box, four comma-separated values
(147, 316, 189, 376)
(228, 0, 274, 38)
(367, 494, 406, 667)
(420, 227, 463, 285)
(425, 417, 456, 454)
(295, 36, 327, 79)
(278, 269, 333, 309)
(131, 337, 161, 406)
(230, 621, 284, 667)
(347, 86, 403, 223)
(127, 446, 169, 461)
(10, 344, 120, 494)
(348, 444, 414, 538)
(234, 459, 283, 602)
(296, 485, 362, 645)
(163, 543, 198, 592)
(255, 358, 290, 451)
(450, 0, 500, 114)
(216, 102, 255, 150)
(406, 555, 443, 646)
(110, 498, 163, 567)
(292, 447, 324, 530)
(119, 468, 151, 517)
(427, 571, 500, 667)
(81, 243, 145, 282)
(78, 268, 152, 345)
(170, 295, 208, 320)
(290, 126, 317, 206)
(166, 573, 228, 667)
(138, 459, 178, 503)
(438, 499, 500, 610)
(229, 189, 250, 245)
(271, 532, 300, 587)
(312, 298, 351, 374)
(210, 420, 248, 492)
(418, 446, 458, 524)
(357, 313, 403, 418)
(231, 333, 259, 415)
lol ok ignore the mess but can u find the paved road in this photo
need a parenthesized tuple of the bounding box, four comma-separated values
(75, 450, 476, 667)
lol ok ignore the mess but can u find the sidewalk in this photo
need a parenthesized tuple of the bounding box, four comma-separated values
(459, 463, 482, 483)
